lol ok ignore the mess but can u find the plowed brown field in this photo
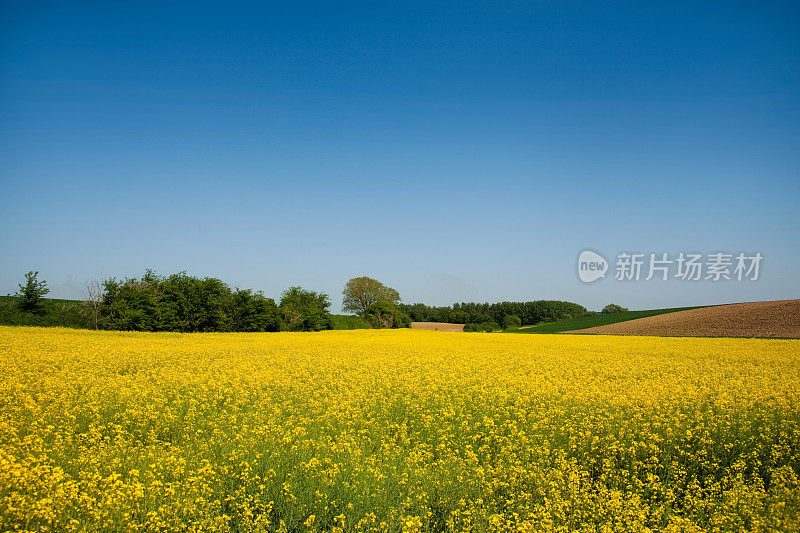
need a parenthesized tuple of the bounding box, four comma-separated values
(570, 299, 800, 338)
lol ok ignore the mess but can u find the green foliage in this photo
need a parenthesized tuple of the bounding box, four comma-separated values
(15, 271, 49, 314)
(449, 310, 470, 323)
(230, 289, 281, 332)
(399, 300, 587, 326)
(502, 314, 522, 329)
(342, 276, 401, 316)
(364, 301, 411, 329)
(332, 314, 371, 330)
(602, 303, 629, 314)
(99, 271, 280, 332)
(512, 306, 705, 334)
(279, 286, 334, 332)
(464, 321, 501, 332)
(0, 296, 91, 328)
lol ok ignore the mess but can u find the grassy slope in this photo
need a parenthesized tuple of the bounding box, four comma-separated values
(0, 295, 82, 305)
(332, 314, 370, 330)
(510, 306, 706, 334)
(0, 295, 91, 328)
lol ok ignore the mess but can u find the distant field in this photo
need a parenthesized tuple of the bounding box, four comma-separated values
(574, 299, 800, 338)
(511, 306, 705, 334)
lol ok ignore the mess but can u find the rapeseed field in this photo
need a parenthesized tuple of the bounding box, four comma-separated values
(0, 326, 797, 532)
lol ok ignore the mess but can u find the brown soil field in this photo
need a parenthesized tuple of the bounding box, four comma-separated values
(410, 322, 465, 332)
(570, 299, 800, 338)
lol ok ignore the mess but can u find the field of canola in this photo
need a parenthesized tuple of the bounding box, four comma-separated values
(0, 326, 798, 532)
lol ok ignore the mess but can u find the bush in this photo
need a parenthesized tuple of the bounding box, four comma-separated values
(602, 304, 629, 314)
(279, 286, 334, 332)
(99, 271, 281, 332)
(230, 289, 281, 332)
(502, 314, 522, 329)
(466, 321, 500, 332)
(364, 301, 411, 329)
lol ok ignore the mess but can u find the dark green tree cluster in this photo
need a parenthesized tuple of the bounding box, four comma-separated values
(364, 301, 411, 329)
(503, 314, 522, 329)
(601, 303, 629, 314)
(98, 271, 335, 332)
(100, 271, 282, 332)
(399, 300, 588, 328)
(464, 321, 501, 332)
(279, 286, 334, 331)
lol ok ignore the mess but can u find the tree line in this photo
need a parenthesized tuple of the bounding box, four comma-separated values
(399, 300, 591, 330)
(8, 271, 413, 333)
(7, 270, 335, 332)
(8, 271, 606, 333)
(96, 270, 337, 332)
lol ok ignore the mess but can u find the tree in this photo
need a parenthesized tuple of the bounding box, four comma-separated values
(231, 289, 280, 332)
(279, 286, 334, 332)
(465, 321, 500, 332)
(601, 303, 628, 314)
(82, 278, 104, 329)
(502, 314, 522, 329)
(16, 271, 49, 314)
(342, 276, 401, 316)
(97, 270, 280, 332)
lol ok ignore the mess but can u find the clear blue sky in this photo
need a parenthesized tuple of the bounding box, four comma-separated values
(1, 1, 798, 311)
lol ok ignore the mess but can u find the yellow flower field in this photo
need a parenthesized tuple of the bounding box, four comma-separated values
(0, 326, 798, 532)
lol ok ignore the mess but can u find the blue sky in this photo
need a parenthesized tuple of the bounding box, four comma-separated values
(1, 1, 798, 311)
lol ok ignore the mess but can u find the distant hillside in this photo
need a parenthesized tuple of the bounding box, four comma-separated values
(0, 295, 90, 328)
(572, 300, 799, 338)
(510, 306, 705, 334)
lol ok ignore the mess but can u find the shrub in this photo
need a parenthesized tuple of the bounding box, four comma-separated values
(365, 301, 411, 329)
(279, 286, 334, 332)
(230, 289, 280, 332)
(466, 321, 500, 332)
(98, 271, 281, 332)
(602, 304, 629, 314)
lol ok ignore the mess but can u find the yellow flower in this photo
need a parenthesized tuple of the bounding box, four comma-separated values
(0, 326, 796, 532)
